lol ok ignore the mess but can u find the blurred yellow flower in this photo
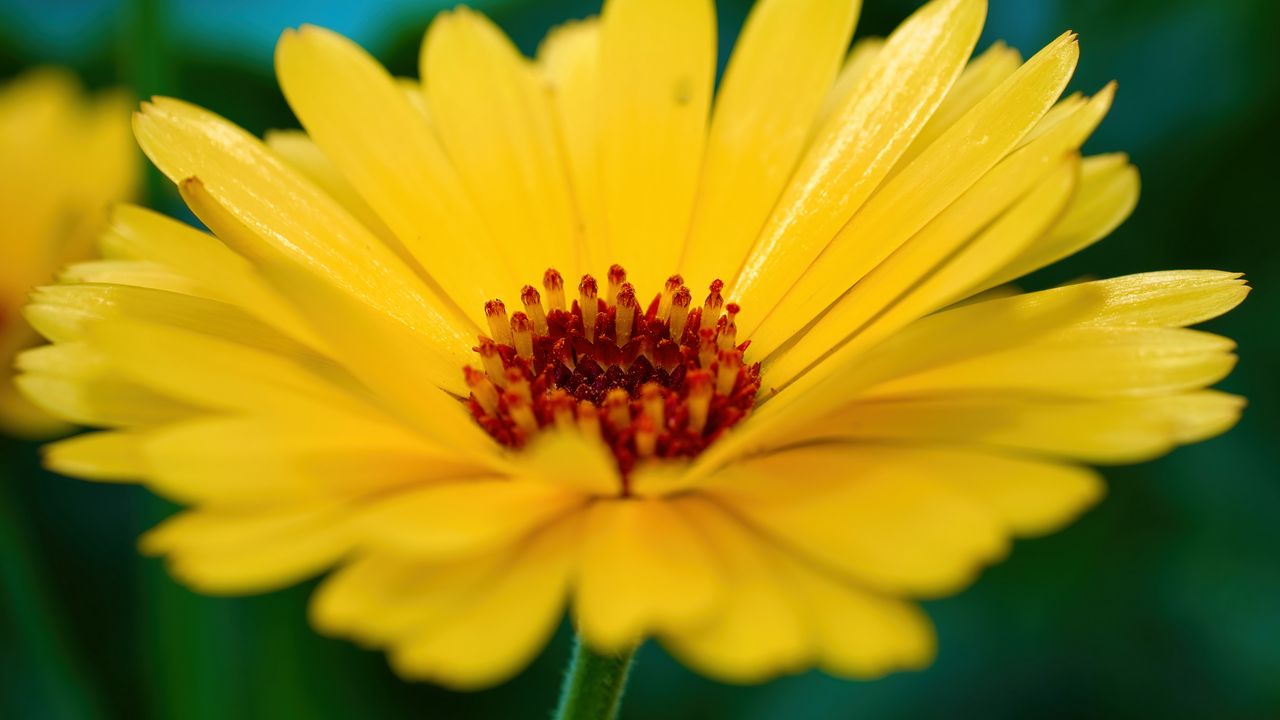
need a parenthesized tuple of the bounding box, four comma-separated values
(18, 0, 1246, 690)
(0, 69, 137, 437)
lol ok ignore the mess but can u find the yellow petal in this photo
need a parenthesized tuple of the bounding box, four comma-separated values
(16, 343, 198, 427)
(908, 447, 1105, 537)
(389, 515, 580, 690)
(133, 97, 473, 345)
(357, 480, 585, 559)
(537, 19, 604, 273)
(893, 40, 1022, 170)
(574, 497, 724, 652)
(98, 205, 317, 346)
(812, 391, 1245, 464)
(56, 260, 205, 296)
(422, 8, 578, 282)
(311, 549, 505, 645)
(263, 129, 396, 243)
(248, 249, 488, 438)
(706, 445, 1007, 596)
(597, 0, 715, 290)
(83, 319, 370, 420)
(0, 376, 73, 440)
(987, 152, 1140, 288)
(659, 498, 810, 683)
(749, 30, 1080, 356)
(275, 26, 510, 315)
(681, 0, 860, 289)
(865, 325, 1237, 400)
(520, 430, 621, 496)
(686, 278, 1103, 482)
(761, 150, 1081, 390)
(43, 430, 147, 481)
(25, 284, 315, 361)
(141, 504, 352, 595)
(769, 546, 935, 678)
(733, 0, 985, 317)
(1060, 270, 1249, 328)
(813, 37, 883, 130)
(141, 415, 481, 506)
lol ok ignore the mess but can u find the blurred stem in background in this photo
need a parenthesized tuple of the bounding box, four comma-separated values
(0, 446, 103, 720)
(122, 0, 172, 203)
(554, 637, 636, 720)
(120, 1, 232, 717)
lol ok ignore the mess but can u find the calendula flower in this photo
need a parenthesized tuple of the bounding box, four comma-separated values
(20, 0, 1246, 697)
(0, 69, 136, 437)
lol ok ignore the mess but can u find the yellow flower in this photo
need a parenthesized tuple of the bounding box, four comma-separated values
(19, 0, 1246, 690)
(0, 69, 137, 437)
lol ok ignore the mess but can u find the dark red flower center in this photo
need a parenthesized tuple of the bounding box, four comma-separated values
(462, 264, 760, 482)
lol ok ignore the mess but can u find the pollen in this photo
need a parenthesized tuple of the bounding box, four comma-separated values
(463, 265, 761, 480)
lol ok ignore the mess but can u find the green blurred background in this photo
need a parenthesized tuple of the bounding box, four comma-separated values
(1, 0, 1277, 717)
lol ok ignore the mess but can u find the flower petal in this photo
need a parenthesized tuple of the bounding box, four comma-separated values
(16, 343, 198, 427)
(263, 129, 396, 243)
(597, 0, 715, 290)
(141, 415, 481, 506)
(770, 547, 936, 678)
(574, 497, 725, 652)
(133, 97, 473, 344)
(811, 391, 1245, 464)
(274, 25, 511, 314)
(864, 325, 1237, 400)
(733, 0, 985, 318)
(681, 0, 859, 288)
(705, 445, 1007, 596)
(748, 30, 1080, 356)
(357, 480, 585, 559)
(422, 8, 578, 282)
(98, 205, 317, 346)
(985, 152, 1140, 288)
(43, 430, 147, 481)
(537, 19, 604, 273)
(659, 498, 810, 683)
(140, 504, 353, 595)
(389, 515, 580, 690)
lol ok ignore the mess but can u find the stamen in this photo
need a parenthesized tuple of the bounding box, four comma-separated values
(634, 414, 657, 458)
(669, 286, 692, 341)
(464, 366, 499, 415)
(506, 391, 539, 437)
(719, 302, 740, 351)
(686, 369, 712, 434)
(477, 337, 507, 387)
(604, 388, 630, 429)
(640, 382, 665, 429)
(543, 269, 566, 312)
(511, 312, 534, 360)
(716, 348, 741, 396)
(505, 367, 532, 405)
(463, 265, 761, 481)
(485, 299, 513, 345)
(658, 274, 683, 321)
(548, 389, 575, 431)
(698, 327, 717, 369)
(577, 400, 601, 439)
(579, 275, 599, 341)
(607, 264, 627, 305)
(521, 285, 548, 335)
(615, 284, 638, 348)
(703, 280, 725, 326)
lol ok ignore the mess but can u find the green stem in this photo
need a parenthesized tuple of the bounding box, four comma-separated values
(553, 635, 637, 720)
(0, 452, 104, 719)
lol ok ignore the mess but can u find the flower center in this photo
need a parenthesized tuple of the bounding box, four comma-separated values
(462, 264, 760, 479)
